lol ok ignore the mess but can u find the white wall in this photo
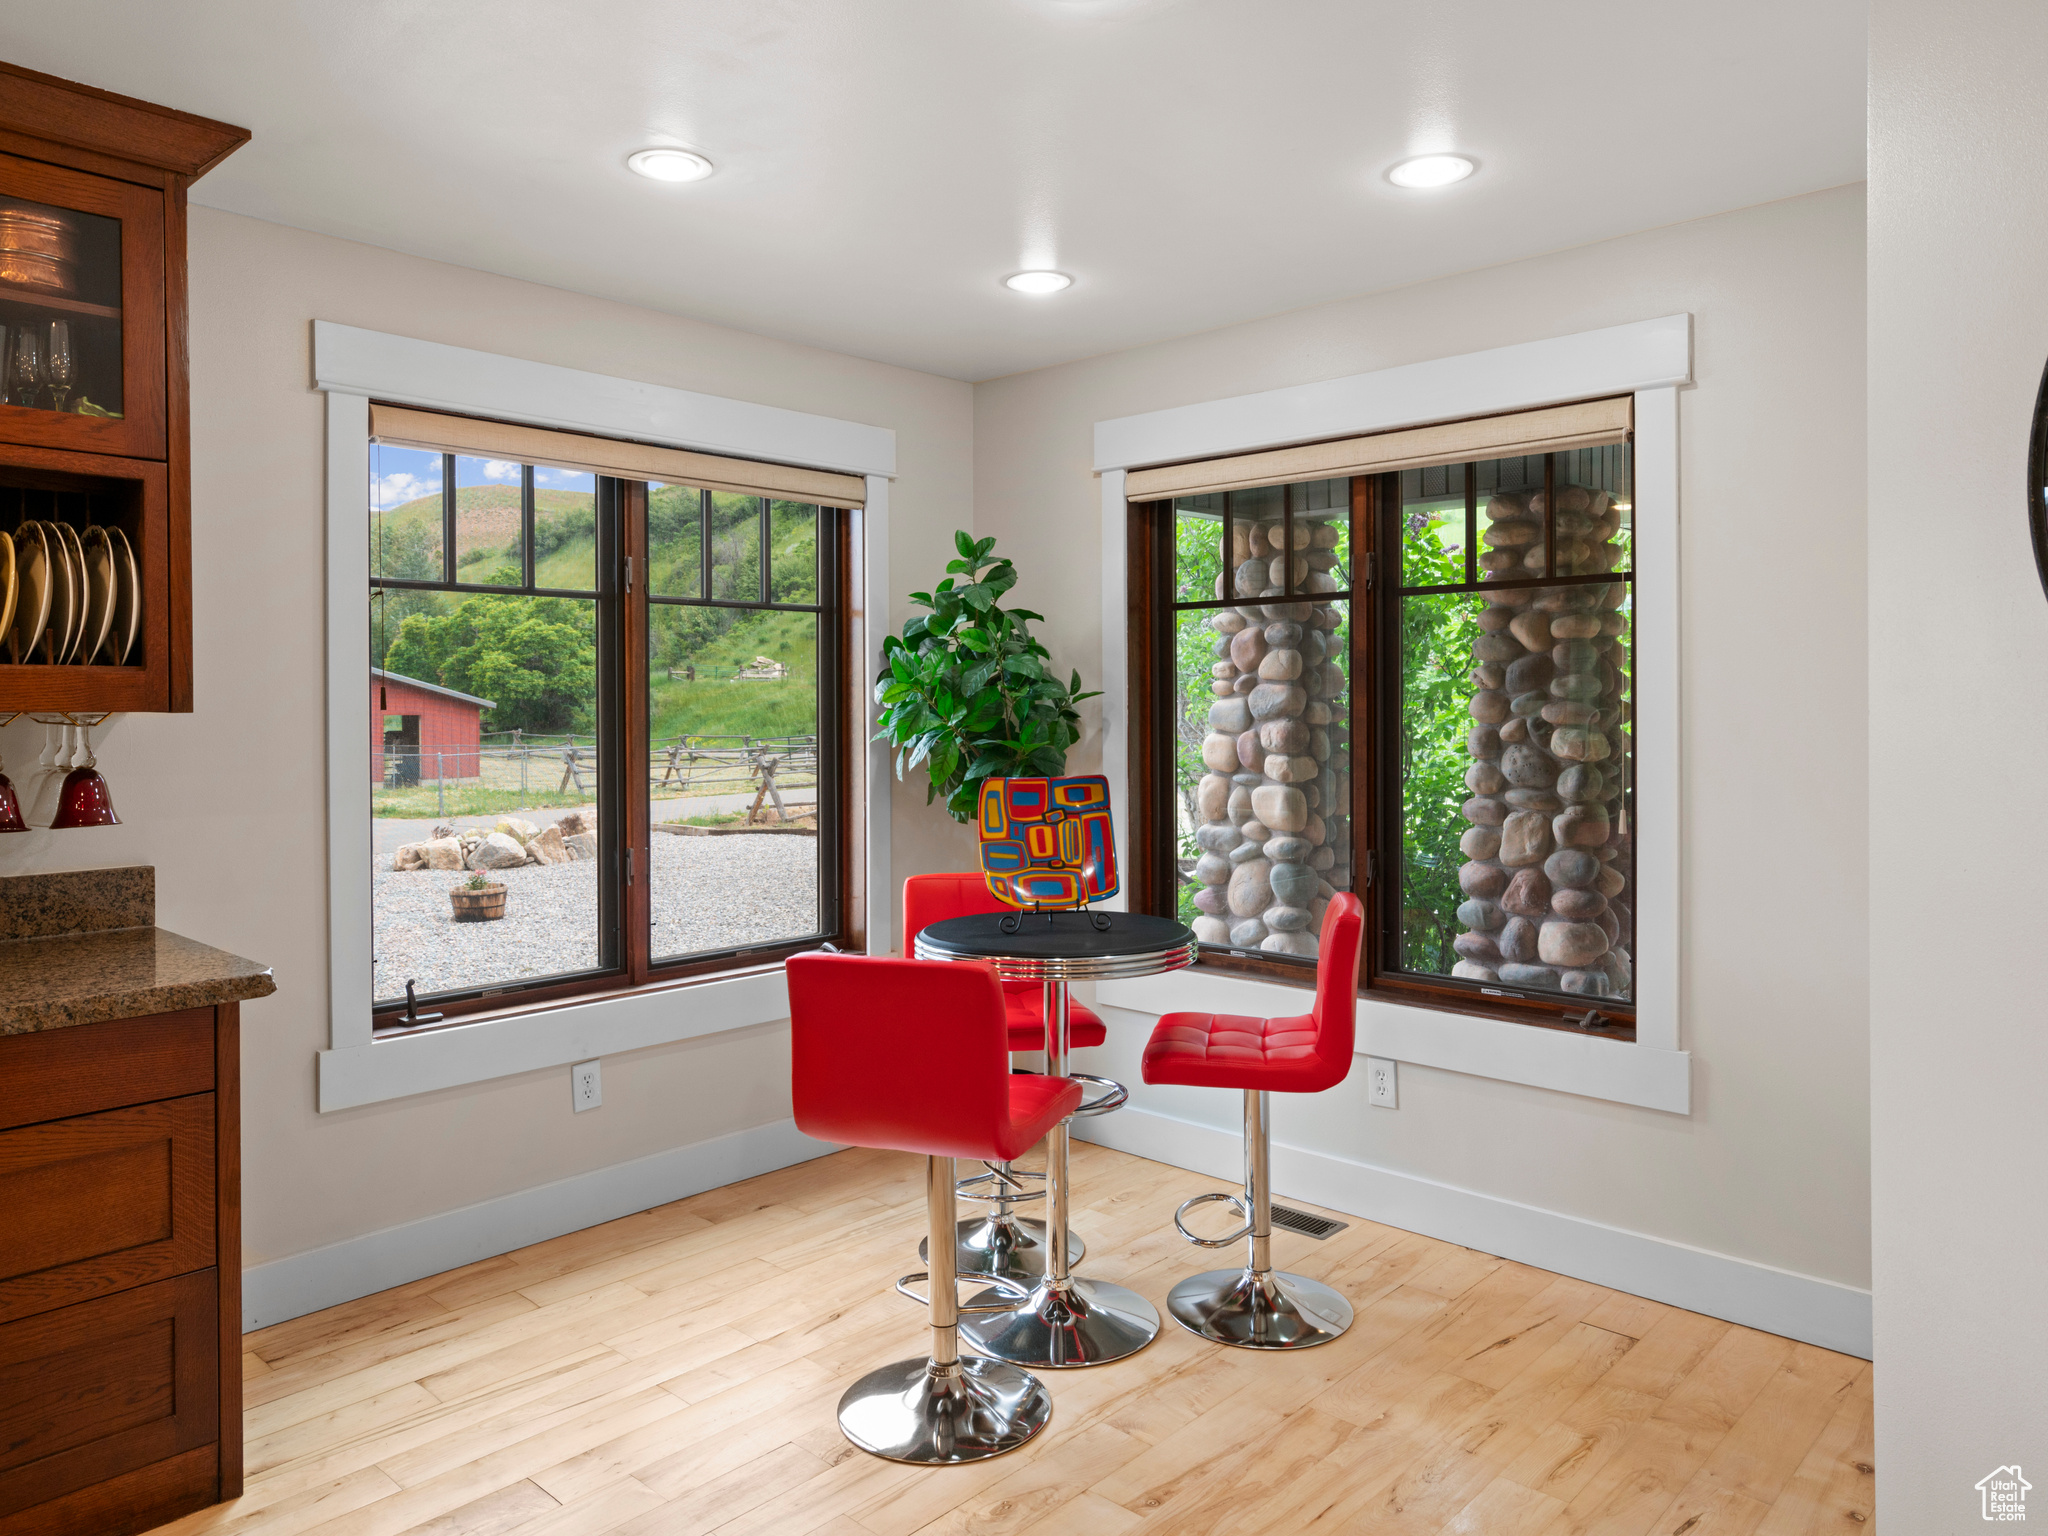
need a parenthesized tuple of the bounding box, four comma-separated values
(0, 207, 973, 1278)
(1869, 1, 2048, 1519)
(974, 188, 1872, 1326)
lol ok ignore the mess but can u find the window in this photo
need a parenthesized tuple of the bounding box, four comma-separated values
(1129, 405, 1636, 1037)
(368, 429, 849, 1027)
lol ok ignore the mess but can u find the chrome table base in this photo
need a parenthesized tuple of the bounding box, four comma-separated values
(961, 1268, 1162, 1367)
(837, 1356, 1052, 1465)
(959, 1115, 1160, 1368)
(1167, 1265, 1353, 1350)
(1163, 1089, 1353, 1350)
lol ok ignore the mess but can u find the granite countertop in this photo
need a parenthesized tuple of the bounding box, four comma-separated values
(0, 866, 275, 1035)
(0, 926, 277, 1036)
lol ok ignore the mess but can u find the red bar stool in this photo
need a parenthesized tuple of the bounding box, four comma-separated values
(788, 951, 1083, 1463)
(1141, 892, 1365, 1349)
(904, 872, 1106, 1279)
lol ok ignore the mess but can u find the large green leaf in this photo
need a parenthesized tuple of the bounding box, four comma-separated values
(869, 530, 1099, 823)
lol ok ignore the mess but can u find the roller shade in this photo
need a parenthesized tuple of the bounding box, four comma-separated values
(1125, 396, 1632, 503)
(369, 403, 866, 508)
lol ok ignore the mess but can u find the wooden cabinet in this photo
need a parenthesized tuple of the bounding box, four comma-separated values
(0, 1005, 241, 1536)
(0, 62, 247, 712)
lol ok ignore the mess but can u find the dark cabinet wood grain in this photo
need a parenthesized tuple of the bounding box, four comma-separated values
(0, 1270, 216, 1522)
(0, 1010, 212, 1133)
(0, 1094, 214, 1326)
(0, 1006, 240, 1536)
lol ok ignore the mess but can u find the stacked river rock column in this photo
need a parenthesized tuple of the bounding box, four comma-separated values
(1449, 485, 1634, 999)
(1188, 515, 1350, 958)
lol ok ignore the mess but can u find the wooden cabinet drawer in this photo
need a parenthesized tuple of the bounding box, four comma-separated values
(0, 1011, 213, 1133)
(0, 1096, 213, 1326)
(0, 1270, 217, 1525)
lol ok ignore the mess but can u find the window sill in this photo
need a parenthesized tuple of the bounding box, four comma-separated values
(319, 963, 790, 1111)
(1094, 965, 1689, 1113)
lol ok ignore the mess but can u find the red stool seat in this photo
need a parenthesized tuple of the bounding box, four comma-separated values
(1006, 989, 1106, 1051)
(1142, 1012, 1340, 1092)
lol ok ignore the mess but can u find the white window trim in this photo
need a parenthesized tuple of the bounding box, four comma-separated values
(1095, 316, 1690, 1114)
(315, 322, 894, 1112)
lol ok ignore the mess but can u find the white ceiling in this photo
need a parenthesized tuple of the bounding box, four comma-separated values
(2, 1, 1865, 382)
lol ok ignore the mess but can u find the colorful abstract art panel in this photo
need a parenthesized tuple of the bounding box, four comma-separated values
(977, 775, 1120, 909)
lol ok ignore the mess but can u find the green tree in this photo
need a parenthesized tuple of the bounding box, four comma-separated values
(385, 595, 596, 735)
(874, 532, 1098, 822)
(1397, 521, 1479, 974)
(370, 515, 446, 670)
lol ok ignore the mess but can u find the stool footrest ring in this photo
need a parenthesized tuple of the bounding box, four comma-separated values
(895, 1271, 1035, 1314)
(955, 1165, 1048, 1204)
(1070, 1073, 1129, 1118)
(1173, 1191, 1252, 1248)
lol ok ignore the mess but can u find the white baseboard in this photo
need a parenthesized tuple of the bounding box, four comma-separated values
(242, 1117, 840, 1331)
(1075, 1105, 1872, 1359)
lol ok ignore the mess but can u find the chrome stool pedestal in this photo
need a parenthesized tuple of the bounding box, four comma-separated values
(1166, 1089, 1353, 1350)
(838, 1155, 1051, 1464)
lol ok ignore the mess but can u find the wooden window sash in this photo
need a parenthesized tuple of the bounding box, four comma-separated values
(370, 477, 854, 1033)
(1129, 447, 1638, 1039)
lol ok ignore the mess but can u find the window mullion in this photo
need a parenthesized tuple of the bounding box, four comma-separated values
(621, 479, 651, 985)
(441, 452, 455, 583)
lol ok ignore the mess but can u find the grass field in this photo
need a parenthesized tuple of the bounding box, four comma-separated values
(648, 609, 819, 740)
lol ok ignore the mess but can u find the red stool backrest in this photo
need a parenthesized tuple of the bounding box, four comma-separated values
(903, 872, 1011, 948)
(903, 872, 1033, 999)
(787, 951, 1016, 1160)
(1310, 894, 1366, 1080)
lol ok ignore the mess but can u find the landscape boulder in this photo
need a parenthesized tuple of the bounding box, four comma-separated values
(529, 824, 571, 865)
(564, 830, 598, 861)
(469, 832, 530, 870)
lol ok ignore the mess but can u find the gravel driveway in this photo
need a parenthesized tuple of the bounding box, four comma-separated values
(373, 833, 820, 1001)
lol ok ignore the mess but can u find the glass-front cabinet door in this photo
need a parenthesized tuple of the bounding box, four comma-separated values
(0, 152, 165, 462)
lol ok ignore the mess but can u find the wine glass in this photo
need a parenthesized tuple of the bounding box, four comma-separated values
(45, 321, 74, 414)
(7, 327, 41, 411)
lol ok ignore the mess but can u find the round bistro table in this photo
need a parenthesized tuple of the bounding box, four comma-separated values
(914, 909, 1198, 1367)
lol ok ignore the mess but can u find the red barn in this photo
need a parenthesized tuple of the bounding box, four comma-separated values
(372, 668, 495, 786)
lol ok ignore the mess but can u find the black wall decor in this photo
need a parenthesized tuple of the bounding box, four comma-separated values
(2031, 358, 2048, 602)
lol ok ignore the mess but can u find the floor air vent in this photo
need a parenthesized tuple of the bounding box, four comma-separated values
(1269, 1203, 1348, 1240)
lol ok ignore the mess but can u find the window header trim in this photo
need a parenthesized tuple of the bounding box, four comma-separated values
(1124, 396, 1632, 503)
(369, 402, 867, 508)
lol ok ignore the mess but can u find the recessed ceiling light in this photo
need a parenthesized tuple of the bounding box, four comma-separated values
(627, 148, 715, 183)
(1386, 154, 1476, 189)
(1004, 270, 1073, 294)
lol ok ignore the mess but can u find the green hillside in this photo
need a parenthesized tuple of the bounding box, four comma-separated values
(649, 609, 818, 741)
(372, 486, 598, 590)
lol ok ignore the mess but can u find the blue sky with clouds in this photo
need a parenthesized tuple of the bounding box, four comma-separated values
(370, 446, 594, 513)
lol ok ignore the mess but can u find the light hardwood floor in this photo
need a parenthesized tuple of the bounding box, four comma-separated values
(176, 1142, 1874, 1536)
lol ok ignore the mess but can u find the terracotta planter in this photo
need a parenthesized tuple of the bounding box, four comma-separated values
(450, 885, 507, 922)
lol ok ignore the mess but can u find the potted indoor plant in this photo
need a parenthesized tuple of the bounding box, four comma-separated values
(874, 532, 1098, 821)
(449, 866, 507, 921)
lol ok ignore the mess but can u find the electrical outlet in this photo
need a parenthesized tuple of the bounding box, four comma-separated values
(572, 1059, 602, 1113)
(1366, 1056, 1397, 1109)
